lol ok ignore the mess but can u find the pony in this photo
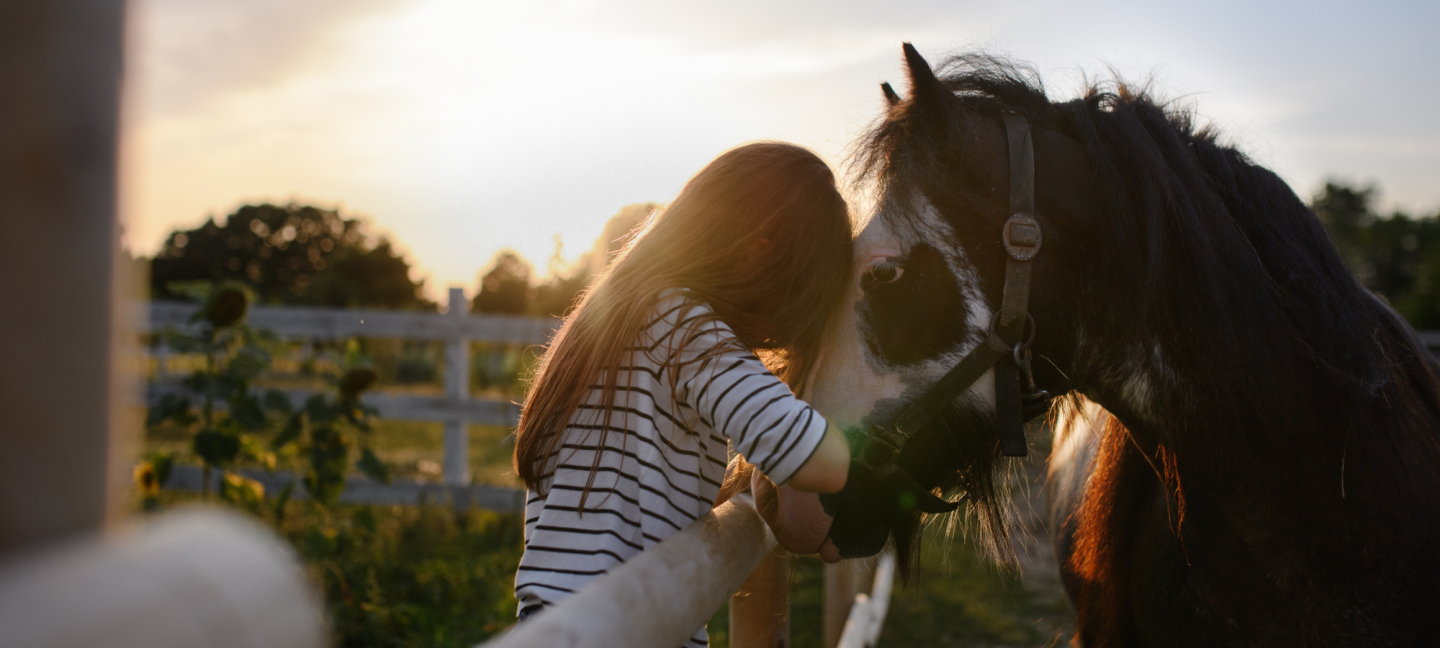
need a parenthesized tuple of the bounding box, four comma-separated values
(806, 44, 1440, 646)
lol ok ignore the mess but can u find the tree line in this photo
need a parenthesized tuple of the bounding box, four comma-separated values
(147, 186, 1439, 327)
(147, 202, 656, 317)
(1312, 182, 1440, 328)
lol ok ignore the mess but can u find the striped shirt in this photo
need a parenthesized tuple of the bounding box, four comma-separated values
(514, 293, 829, 647)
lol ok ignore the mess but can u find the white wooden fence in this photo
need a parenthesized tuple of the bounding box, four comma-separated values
(140, 288, 559, 486)
(142, 293, 898, 647)
(1, 4, 326, 647)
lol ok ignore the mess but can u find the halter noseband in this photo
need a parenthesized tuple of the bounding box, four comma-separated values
(849, 112, 1052, 514)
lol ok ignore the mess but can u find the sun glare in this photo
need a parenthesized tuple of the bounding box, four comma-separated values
(123, 0, 1440, 302)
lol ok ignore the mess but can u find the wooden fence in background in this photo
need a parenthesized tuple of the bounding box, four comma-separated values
(138, 292, 895, 646)
(139, 288, 558, 504)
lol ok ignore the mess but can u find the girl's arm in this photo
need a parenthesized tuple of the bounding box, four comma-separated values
(785, 349, 848, 493)
(674, 311, 848, 491)
(784, 422, 849, 493)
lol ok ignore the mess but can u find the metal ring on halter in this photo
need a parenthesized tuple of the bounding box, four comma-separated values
(987, 311, 1036, 350)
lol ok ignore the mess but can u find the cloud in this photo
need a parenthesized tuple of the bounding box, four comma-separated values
(129, 0, 411, 116)
(122, 0, 1440, 297)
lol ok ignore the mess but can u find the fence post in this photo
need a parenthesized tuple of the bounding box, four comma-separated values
(0, 0, 129, 556)
(443, 287, 471, 485)
(729, 548, 791, 647)
(834, 551, 896, 648)
(822, 560, 877, 648)
(154, 336, 171, 381)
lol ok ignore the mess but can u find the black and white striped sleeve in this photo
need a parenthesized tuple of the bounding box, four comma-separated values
(675, 318, 828, 486)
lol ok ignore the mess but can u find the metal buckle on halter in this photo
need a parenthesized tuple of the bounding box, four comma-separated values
(1003, 213, 1042, 261)
(858, 431, 901, 471)
(989, 310, 1036, 346)
(987, 310, 1052, 418)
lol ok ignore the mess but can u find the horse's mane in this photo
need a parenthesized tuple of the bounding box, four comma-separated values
(853, 52, 1440, 570)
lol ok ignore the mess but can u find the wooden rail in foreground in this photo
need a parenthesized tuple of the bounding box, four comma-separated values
(0, 509, 324, 648)
(469, 490, 895, 648)
(485, 494, 777, 648)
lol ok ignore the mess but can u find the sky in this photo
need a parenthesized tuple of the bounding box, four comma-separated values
(121, 0, 1440, 302)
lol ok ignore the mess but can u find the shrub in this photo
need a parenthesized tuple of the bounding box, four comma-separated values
(280, 502, 523, 647)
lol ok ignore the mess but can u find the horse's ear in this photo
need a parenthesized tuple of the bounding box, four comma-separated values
(880, 82, 901, 106)
(901, 42, 948, 102)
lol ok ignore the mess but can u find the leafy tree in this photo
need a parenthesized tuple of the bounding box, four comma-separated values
(1312, 181, 1440, 327)
(585, 202, 657, 275)
(1313, 181, 1376, 270)
(470, 203, 657, 318)
(471, 251, 533, 315)
(532, 236, 588, 319)
(531, 273, 589, 318)
(151, 203, 434, 310)
(527, 203, 658, 318)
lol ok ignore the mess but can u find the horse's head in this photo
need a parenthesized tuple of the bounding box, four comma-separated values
(810, 44, 1104, 566)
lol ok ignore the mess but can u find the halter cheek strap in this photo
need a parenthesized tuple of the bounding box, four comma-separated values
(843, 112, 1051, 515)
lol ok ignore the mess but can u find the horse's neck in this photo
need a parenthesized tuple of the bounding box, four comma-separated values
(1082, 315, 1440, 525)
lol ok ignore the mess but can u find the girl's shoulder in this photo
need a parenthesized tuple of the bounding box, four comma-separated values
(643, 289, 730, 343)
(651, 288, 709, 326)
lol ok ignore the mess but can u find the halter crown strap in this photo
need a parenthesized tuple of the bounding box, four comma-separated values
(851, 111, 1046, 514)
(994, 112, 1040, 457)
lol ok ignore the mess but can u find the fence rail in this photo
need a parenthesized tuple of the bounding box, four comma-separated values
(141, 298, 556, 344)
(165, 464, 524, 512)
(144, 383, 522, 427)
(484, 494, 776, 648)
(139, 289, 559, 485)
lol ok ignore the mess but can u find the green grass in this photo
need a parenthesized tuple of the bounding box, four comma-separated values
(290, 504, 522, 647)
(140, 401, 1073, 646)
(703, 529, 1073, 648)
(364, 421, 522, 488)
(140, 405, 522, 489)
(876, 524, 1073, 647)
(148, 488, 1071, 648)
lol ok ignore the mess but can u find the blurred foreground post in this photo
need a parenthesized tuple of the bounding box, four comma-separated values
(0, 0, 128, 555)
(0, 4, 324, 647)
(444, 287, 472, 484)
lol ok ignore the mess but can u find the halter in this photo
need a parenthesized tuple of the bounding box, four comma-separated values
(846, 112, 1052, 515)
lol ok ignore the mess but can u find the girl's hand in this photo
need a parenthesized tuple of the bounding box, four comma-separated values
(713, 457, 754, 507)
(752, 470, 841, 563)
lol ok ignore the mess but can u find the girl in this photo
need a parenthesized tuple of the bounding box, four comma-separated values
(512, 142, 853, 646)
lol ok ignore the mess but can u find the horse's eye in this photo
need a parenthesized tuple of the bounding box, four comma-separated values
(865, 260, 904, 285)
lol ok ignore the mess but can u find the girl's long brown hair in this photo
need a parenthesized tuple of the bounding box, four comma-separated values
(515, 142, 853, 498)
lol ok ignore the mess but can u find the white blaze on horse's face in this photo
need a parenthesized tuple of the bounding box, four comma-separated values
(810, 192, 997, 431)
